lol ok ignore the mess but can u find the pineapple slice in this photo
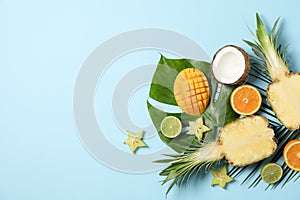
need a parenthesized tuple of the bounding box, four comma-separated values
(245, 14, 300, 130)
(219, 115, 277, 166)
(267, 75, 300, 130)
(157, 116, 276, 194)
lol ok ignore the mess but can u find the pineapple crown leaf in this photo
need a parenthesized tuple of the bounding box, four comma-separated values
(270, 16, 281, 47)
(245, 19, 256, 38)
(244, 39, 266, 60)
(255, 13, 271, 49)
(255, 13, 282, 56)
(156, 141, 222, 196)
(245, 13, 290, 80)
(159, 161, 201, 195)
(255, 13, 281, 52)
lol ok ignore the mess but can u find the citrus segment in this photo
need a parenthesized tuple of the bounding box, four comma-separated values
(160, 116, 182, 138)
(230, 85, 262, 115)
(174, 68, 210, 116)
(283, 139, 300, 171)
(260, 163, 283, 184)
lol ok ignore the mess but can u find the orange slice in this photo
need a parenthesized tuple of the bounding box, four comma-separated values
(283, 139, 300, 171)
(230, 85, 262, 115)
(174, 68, 210, 116)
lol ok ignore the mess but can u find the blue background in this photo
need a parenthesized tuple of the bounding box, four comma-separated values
(1, 0, 300, 199)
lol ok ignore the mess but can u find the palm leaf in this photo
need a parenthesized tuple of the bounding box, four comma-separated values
(229, 64, 300, 188)
(237, 13, 300, 188)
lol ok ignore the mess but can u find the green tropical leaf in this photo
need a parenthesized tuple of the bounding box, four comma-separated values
(147, 101, 197, 153)
(147, 55, 239, 152)
(204, 84, 238, 126)
(188, 59, 239, 126)
(149, 55, 197, 105)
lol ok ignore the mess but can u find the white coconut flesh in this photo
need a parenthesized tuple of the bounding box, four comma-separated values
(212, 46, 248, 84)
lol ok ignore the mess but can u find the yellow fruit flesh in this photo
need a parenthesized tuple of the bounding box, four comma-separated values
(174, 68, 210, 116)
(267, 73, 300, 130)
(219, 116, 277, 166)
(187, 116, 277, 167)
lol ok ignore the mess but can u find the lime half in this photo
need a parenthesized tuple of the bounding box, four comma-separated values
(260, 163, 283, 184)
(160, 116, 182, 138)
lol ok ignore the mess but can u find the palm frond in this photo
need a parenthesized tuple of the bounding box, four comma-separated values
(229, 64, 300, 188)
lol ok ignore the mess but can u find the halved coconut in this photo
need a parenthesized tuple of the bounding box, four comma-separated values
(211, 45, 250, 85)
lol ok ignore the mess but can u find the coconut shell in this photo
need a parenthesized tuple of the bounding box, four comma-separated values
(211, 45, 251, 85)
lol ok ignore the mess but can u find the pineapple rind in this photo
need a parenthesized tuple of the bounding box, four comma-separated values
(219, 115, 276, 166)
(267, 73, 300, 130)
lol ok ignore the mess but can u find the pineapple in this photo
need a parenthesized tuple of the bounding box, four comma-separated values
(245, 14, 300, 130)
(157, 116, 276, 194)
(219, 116, 276, 166)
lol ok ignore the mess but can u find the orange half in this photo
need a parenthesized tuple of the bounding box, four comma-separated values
(283, 139, 300, 171)
(230, 85, 262, 115)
